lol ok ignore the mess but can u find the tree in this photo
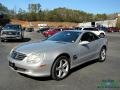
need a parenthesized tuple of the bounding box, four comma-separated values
(28, 3, 41, 13)
(94, 14, 108, 21)
(0, 3, 9, 13)
(116, 17, 120, 28)
(16, 8, 27, 20)
(42, 7, 94, 23)
(0, 3, 10, 26)
(27, 12, 37, 21)
(0, 3, 112, 23)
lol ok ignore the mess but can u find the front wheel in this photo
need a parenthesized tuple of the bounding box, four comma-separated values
(99, 33, 105, 38)
(1, 39, 4, 42)
(20, 35, 24, 41)
(51, 56, 70, 81)
(99, 47, 106, 62)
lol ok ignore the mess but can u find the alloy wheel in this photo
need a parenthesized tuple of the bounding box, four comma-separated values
(55, 59, 69, 78)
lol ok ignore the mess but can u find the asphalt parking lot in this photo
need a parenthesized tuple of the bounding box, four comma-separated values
(0, 32, 120, 90)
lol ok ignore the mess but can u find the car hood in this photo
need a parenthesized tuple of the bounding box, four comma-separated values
(14, 40, 71, 54)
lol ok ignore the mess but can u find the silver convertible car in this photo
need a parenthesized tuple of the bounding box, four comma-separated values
(8, 30, 107, 80)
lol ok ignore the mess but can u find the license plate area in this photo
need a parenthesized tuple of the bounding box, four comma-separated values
(9, 62, 26, 71)
(9, 62, 17, 70)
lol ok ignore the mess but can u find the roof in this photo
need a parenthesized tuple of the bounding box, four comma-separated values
(80, 26, 95, 28)
(6, 23, 21, 26)
(64, 30, 87, 33)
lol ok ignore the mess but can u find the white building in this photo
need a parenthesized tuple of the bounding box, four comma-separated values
(38, 24, 48, 28)
(78, 18, 117, 28)
(118, 14, 120, 16)
(96, 19, 117, 27)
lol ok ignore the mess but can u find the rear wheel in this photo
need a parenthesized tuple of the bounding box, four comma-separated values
(51, 56, 70, 80)
(99, 33, 105, 38)
(99, 47, 106, 62)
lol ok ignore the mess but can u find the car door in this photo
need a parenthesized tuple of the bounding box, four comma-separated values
(71, 32, 90, 65)
(77, 32, 99, 63)
(84, 32, 100, 60)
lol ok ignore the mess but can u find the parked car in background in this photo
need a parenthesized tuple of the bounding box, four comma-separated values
(22, 27, 26, 31)
(37, 28, 50, 33)
(43, 28, 62, 37)
(0, 24, 24, 42)
(78, 27, 106, 38)
(61, 28, 74, 31)
(42, 28, 74, 37)
(26, 28, 34, 32)
(97, 26, 108, 32)
(74, 27, 82, 30)
(0, 26, 2, 33)
(8, 30, 107, 80)
(107, 27, 120, 32)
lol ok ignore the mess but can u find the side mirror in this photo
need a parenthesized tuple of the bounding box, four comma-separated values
(79, 41, 90, 45)
(22, 27, 26, 31)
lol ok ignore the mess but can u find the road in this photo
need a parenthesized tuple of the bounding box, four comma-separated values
(0, 32, 120, 90)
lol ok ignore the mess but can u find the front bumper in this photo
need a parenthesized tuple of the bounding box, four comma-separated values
(0, 35, 22, 40)
(8, 55, 51, 77)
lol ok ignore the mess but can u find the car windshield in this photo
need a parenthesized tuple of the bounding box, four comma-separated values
(75, 27, 82, 30)
(83, 28, 98, 31)
(47, 31, 81, 43)
(3, 25, 20, 30)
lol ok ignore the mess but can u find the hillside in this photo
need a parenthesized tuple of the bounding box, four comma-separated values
(11, 19, 78, 28)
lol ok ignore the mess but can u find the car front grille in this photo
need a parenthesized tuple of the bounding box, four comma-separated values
(2, 31, 17, 35)
(11, 51, 26, 61)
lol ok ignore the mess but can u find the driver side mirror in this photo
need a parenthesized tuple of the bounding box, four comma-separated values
(79, 41, 90, 45)
(22, 27, 26, 31)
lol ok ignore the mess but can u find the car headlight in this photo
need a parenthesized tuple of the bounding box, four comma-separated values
(26, 53, 45, 64)
(17, 32, 21, 35)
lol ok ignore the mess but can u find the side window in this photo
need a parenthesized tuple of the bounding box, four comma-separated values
(88, 32, 99, 41)
(83, 28, 95, 31)
(81, 33, 90, 42)
(91, 33, 99, 40)
(93, 28, 98, 31)
(81, 32, 99, 42)
(89, 28, 94, 30)
(83, 28, 99, 31)
(56, 29, 60, 31)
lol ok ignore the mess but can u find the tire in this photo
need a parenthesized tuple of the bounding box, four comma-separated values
(21, 37, 24, 40)
(99, 33, 105, 38)
(1, 39, 4, 42)
(98, 47, 106, 62)
(20, 36, 24, 41)
(51, 56, 70, 81)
